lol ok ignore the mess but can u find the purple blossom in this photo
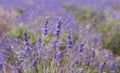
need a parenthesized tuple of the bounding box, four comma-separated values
(0, 62, 4, 73)
(99, 63, 105, 72)
(79, 40, 86, 52)
(80, 68, 84, 73)
(31, 59, 37, 67)
(42, 17, 49, 35)
(64, 52, 70, 57)
(74, 59, 79, 64)
(91, 48, 96, 58)
(0, 62, 3, 70)
(37, 35, 42, 43)
(72, 69, 79, 73)
(54, 17, 62, 36)
(85, 53, 90, 61)
(23, 32, 30, 45)
(54, 51, 63, 62)
(67, 35, 73, 48)
(0, 52, 4, 61)
(9, 65, 18, 73)
(108, 61, 116, 70)
(19, 61, 25, 69)
(51, 38, 58, 49)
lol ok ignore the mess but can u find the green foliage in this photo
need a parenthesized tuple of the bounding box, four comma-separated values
(7, 26, 26, 38)
(14, 7, 23, 15)
(74, 7, 105, 24)
(75, 7, 94, 24)
(42, 33, 52, 43)
(97, 20, 120, 55)
(62, 2, 105, 24)
(108, 29, 120, 55)
(82, 7, 94, 19)
(62, 2, 77, 12)
(7, 26, 38, 44)
(58, 31, 67, 41)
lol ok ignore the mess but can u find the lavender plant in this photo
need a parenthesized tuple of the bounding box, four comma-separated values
(0, 17, 120, 73)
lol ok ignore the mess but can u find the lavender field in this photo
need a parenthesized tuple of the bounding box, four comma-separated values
(0, 0, 120, 73)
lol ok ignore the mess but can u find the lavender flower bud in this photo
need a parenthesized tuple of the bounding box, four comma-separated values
(99, 63, 105, 72)
(37, 35, 42, 43)
(19, 61, 25, 69)
(42, 27, 48, 35)
(9, 65, 18, 73)
(108, 61, 116, 70)
(31, 59, 37, 67)
(80, 68, 84, 73)
(54, 51, 62, 62)
(0, 62, 3, 70)
(91, 48, 95, 58)
(42, 17, 49, 35)
(23, 32, 30, 45)
(67, 35, 73, 48)
(54, 17, 62, 36)
(0, 62, 4, 73)
(74, 59, 79, 64)
(79, 40, 85, 52)
(64, 52, 70, 57)
(85, 53, 90, 61)
(51, 38, 58, 49)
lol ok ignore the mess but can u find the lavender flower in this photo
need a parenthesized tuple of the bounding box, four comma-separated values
(51, 38, 58, 49)
(64, 52, 70, 57)
(67, 35, 73, 48)
(34, 35, 42, 52)
(91, 48, 95, 58)
(99, 62, 105, 72)
(37, 35, 42, 43)
(0, 52, 4, 61)
(0, 62, 3, 70)
(72, 69, 79, 73)
(42, 17, 49, 35)
(31, 59, 37, 67)
(9, 65, 18, 73)
(0, 62, 4, 73)
(85, 53, 90, 61)
(54, 17, 62, 36)
(19, 62, 24, 70)
(0, 39, 1, 46)
(74, 59, 79, 64)
(23, 32, 30, 45)
(108, 61, 116, 70)
(79, 40, 85, 52)
(54, 51, 62, 62)
(80, 68, 84, 73)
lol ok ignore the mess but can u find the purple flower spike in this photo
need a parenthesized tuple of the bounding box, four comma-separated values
(108, 61, 116, 70)
(23, 32, 30, 45)
(37, 35, 42, 43)
(54, 51, 62, 62)
(0, 62, 4, 73)
(54, 17, 62, 36)
(19, 62, 25, 69)
(42, 16, 49, 35)
(9, 65, 18, 73)
(85, 53, 90, 61)
(67, 35, 73, 48)
(51, 38, 58, 49)
(99, 63, 105, 72)
(0, 62, 3, 70)
(75, 59, 79, 64)
(80, 68, 84, 73)
(91, 48, 96, 58)
(31, 59, 37, 67)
